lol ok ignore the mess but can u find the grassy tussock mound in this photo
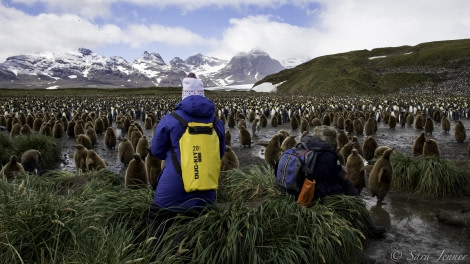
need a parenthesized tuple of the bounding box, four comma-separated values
(391, 152, 470, 198)
(152, 196, 368, 264)
(0, 165, 371, 263)
(0, 134, 61, 170)
(0, 170, 152, 263)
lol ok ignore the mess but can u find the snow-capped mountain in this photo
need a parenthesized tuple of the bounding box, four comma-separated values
(214, 49, 284, 85)
(0, 48, 287, 89)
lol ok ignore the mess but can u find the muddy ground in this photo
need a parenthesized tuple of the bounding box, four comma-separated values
(46, 116, 470, 263)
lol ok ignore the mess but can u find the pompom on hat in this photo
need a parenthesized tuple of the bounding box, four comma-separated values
(182, 72, 205, 99)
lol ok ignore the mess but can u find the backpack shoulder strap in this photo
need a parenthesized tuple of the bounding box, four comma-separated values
(303, 146, 337, 180)
(304, 148, 320, 179)
(170, 112, 188, 127)
(169, 112, 187, 175)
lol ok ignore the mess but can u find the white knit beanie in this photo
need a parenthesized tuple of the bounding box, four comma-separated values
(182, 74, 204, 99)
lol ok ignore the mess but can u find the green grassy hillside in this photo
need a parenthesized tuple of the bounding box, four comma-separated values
(255, 39, 470, 95)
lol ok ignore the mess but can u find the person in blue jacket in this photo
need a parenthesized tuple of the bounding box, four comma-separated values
(147, 72, 226, 241)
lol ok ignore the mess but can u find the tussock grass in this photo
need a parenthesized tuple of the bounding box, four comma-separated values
(0, 134, 62, 170)
(391, 152, 470, 198)
(151, 195, 368, 264)
(12, 134, 62, 170)
(1, 166, 372, 263)
(217, 164, 280, 202)
(0, 170, 153, 263)
(0, 133, 14, 164)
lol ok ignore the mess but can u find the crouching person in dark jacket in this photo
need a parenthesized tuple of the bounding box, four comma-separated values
(147, 74, 226, 245)
(295, 133, 386, 238)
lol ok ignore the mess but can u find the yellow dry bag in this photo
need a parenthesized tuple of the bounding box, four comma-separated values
(170, 112, 221, 192)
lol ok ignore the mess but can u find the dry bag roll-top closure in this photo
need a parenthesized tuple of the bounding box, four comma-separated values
(170, 112, 221, 192)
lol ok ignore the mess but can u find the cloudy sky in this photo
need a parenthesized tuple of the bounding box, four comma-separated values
(1, 0, 469, 64)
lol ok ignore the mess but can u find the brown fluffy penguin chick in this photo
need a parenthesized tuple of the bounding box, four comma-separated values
(264, 134, 283, 170)
(362, 136, 379, 161)
(146, 153, 162, 190)
(32, 116, 43, 131)
(364, 118, 376, 136)
(406, 113, 414, 126)
(237, 119, 247, 130)
(125, 153, 148, 189)
(118, 137, 134, 165)
(339, 141, 354, 163)
(39, 122, 52, 137)
(259, 114, 268, 128)
(353, 118, 363, 134)
(20, 124, 32, 135)
(220, 145, 240, 174)
(270, 115, 278, 127)
(368, 148, 394, 205)
(388, 115, 396, 129)
(414, 114, 424, 129)
(74, 120, 85, 137)
(73, 144, 88, 172)
(374, 146, 391, 159)
(454, 121, 466, 143)
(424, 117, 434, 135)
(136, 135, 150, 160)
(0, 155, 25, 180)
(337, 130, 349, 150)
(422, 138, 440, 159)
(441, 116, 451, 133)
(85, 150, 108, 171)
(130, 130, 143, 150)
(52, 120, 64, 138)
(86, 127, 98, 147)
(10, 123, 22, 138)
(412, 132, 426, 156)
(300, 131, 309, 141)
(227, 114, 236, 128)
(66, 120, 75, 138)
(20, 149, 42, 175)
(93, 116, 105, 135)
(280, 135, 296, 151)
(290, 114, 299, 130)
(239, 125, 252, 148)
(104, 127, 117, 149)
(225, 130, 232, 147)
(351, 136, 363, 156)
(276, 129, 289, 144)
(76, 134, 93, 150)
(300, 118, 310, 134)
(144, 116, 153, 130)
(345, 148, 365, 194)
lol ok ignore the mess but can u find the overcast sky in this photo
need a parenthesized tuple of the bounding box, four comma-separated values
(1, 0, 469, 64)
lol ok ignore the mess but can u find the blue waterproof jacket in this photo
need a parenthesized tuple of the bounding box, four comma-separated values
(149, 95, 226, 211)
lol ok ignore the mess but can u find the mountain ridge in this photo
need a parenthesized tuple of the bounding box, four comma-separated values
(0, 48, 290, 89)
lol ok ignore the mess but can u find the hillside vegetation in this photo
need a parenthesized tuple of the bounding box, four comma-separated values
(255, 39, 470, 95)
